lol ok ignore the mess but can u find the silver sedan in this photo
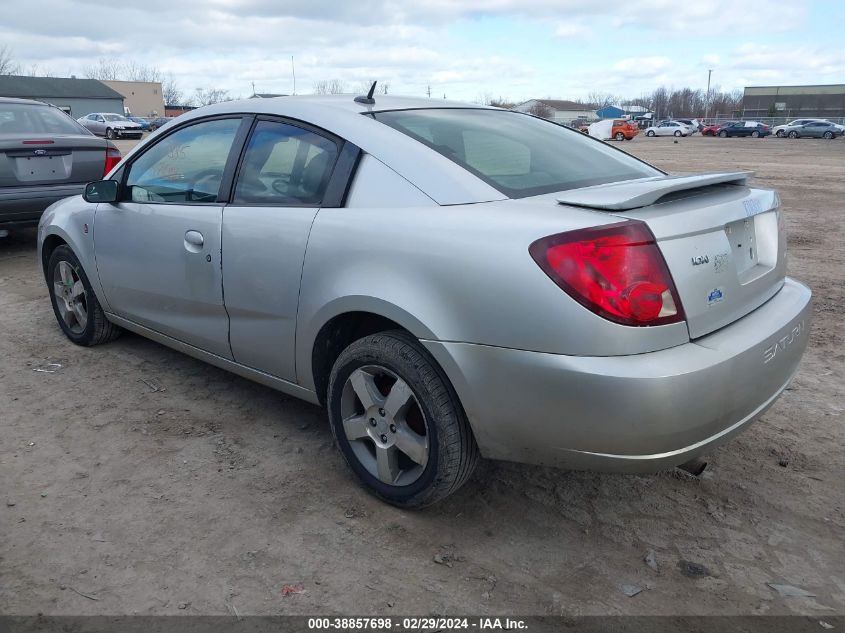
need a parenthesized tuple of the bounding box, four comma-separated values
(38, 95, 812, 507)
(77, 112, 143, 139)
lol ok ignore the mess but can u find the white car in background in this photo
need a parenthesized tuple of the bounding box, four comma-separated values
(772, 118, 841, 137)
(644, 121, 692, 137)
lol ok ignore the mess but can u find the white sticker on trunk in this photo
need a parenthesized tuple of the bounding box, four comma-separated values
(707, 287, 725, 305)
(743, 198, 763, 217)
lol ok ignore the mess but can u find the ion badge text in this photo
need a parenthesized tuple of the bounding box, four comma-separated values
(691, 254, 710, 266)
(763, 320, 805, 364)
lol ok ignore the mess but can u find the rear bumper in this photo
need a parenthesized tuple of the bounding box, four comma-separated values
(423, 278, 812, 472)
(0, 184, 85, 226)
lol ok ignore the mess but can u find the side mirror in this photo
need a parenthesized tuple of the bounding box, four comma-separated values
(83, 180, 119, 204)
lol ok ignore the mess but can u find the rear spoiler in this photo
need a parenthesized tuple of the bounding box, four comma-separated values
(557, 171, 752, 211)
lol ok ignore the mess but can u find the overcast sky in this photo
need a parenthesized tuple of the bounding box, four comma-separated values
(2, 0, 843, 102)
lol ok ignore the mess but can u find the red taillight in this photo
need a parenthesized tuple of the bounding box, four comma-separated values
(529, 221, 685, 327)
(103, 147, 122, 177)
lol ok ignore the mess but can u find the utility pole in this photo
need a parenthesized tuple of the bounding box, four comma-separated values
(291, 56, 296, 95)
(427, 85, 431, 98)
(705, 69, 712, 121)
(251, 81, 255, 96)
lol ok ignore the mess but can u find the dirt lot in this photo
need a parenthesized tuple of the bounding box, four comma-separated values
(1, 135, 843, 617)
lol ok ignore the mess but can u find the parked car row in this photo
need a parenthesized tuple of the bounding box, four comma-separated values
(700, 119, 843, 139)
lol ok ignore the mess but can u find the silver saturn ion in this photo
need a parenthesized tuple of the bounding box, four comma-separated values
(38, 94, 812, 507)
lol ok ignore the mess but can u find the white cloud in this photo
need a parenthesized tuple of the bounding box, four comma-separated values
(554, 23, 592, 40)
(612, 56, 672, 78)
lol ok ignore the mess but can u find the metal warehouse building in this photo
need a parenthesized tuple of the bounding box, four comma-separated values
(0, 75, 124, 118)
(742, 84, 845, 119)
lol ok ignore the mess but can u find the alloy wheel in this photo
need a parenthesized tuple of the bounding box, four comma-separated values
(340, 365, 429, 486)
(52, 260, 88, 334)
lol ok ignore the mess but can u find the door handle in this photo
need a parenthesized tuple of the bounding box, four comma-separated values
(184, 230, 204, 253)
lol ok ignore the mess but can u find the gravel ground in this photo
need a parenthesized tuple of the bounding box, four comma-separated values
(1, 134, 843, 616)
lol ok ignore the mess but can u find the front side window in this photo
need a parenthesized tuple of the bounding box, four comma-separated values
(124, 118, 241, 204)
(371, 109, 660, 198)
(233, 120, 339, 206)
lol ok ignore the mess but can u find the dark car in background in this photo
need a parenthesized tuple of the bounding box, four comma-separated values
(126, 116, 151, 131)
(785, 121, 843, 139)
(0, 97, 120, 228)
(701, 123, 724, 136)
(717, 121, 771, 138)
(148, 116, 173, 131)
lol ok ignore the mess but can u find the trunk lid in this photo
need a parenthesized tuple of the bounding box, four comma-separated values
(0, 134, 109, 188)
(558, 172, 786, 339)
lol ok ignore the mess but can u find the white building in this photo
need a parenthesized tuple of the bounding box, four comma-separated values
(512, 99, 596, 123)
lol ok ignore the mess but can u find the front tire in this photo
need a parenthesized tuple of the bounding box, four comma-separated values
(327, 330, 479, 508)
(105, 128, 114, 139)
(47, 245, 121, 346)
(719, 130, 728, 138)
(646, 130, 655, 137)
(776, 130, 785, 137)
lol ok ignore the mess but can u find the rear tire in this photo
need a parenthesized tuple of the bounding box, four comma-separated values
(327, 330, 479, 508)
(788, 131, 798, 139)
(752, 131, 760, 138)
(615, 132, 625, 141)
(823, 131, 834, 139)
(47, 245, 122, 347)
(673, 130, 682, 137)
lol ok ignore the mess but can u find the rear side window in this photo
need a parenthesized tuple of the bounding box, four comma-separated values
(371, 109, 659, 198)
(233, 120, 339, 206)
(0, 103, 88, 135)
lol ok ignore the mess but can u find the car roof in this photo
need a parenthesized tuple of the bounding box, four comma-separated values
(125, 95, 509, 206)
(0, 96, 49, 106)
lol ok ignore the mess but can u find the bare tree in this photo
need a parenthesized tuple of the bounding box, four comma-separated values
(526, 101, 554, 119)
(124, 61, 163, 83)
(161, 74, 183, 106)
(23, 63, 54, 77)
(0, 45, 20, 75)
(83, 58, 123, 80)
(313, 79, 347, 94)
(192, 87, 230, 106)
(583, 91, 618, 110)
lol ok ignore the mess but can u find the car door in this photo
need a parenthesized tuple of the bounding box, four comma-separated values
(92, 114, 107, 136)
(94, 116, 248, 358)
(221, 117, 355, 382)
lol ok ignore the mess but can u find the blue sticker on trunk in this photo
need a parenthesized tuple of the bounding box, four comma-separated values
(707, 288, 724, 305)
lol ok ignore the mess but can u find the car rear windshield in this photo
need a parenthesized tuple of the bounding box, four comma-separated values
(0, 103, 88, 136)
(370, 108, 661, 198)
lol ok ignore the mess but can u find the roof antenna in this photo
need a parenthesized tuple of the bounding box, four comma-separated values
(354, 81, 377, 105)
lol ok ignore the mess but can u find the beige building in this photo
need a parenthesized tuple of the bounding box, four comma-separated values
(102, 80, 165, 117)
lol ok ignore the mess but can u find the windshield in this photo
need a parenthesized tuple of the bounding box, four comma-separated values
(103, 114, 127, 122)
(0, 103, 89, 135)
(370, 109, 660, 198)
